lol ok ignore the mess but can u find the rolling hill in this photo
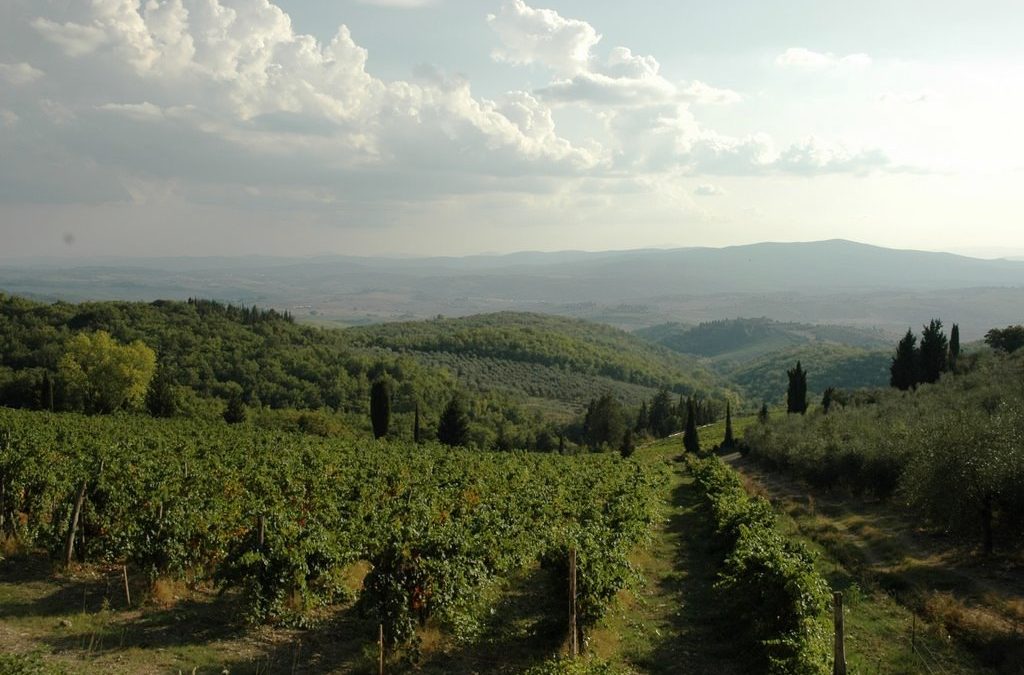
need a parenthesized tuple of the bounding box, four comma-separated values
(4, 240, 1024, 336)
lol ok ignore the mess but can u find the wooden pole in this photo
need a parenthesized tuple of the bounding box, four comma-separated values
(569, 547, 578, 658)
(63, 480, 88, 567)
(378, 623, 385, 675)
(122, 565, 131, 608)
(833, 591, 846, 675)
(912, 613, 916, 652)
(257, 515, 266, 549)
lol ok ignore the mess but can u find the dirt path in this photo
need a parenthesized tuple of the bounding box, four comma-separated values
(593, 438, 745, 674)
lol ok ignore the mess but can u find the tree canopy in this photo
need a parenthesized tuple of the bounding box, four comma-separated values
(57, 330, 156, 414)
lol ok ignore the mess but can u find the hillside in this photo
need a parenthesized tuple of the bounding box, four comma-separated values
(634, 318, 892, 404)
(0, 296, 730, 441)
(635, 318, 891, 364)
(4, 240, 1024, 335)
(345, 312, 728, 411)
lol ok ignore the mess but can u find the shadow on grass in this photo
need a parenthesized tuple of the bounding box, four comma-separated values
(212, 564, 567, 675)
(641, 467, 746, 674)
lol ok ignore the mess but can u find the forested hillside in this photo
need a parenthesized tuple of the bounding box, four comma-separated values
(346, 312, 729, 410)
(0, 296, 732, 448)
(636, 318, 892, 404)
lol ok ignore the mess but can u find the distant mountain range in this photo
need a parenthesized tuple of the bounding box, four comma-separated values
(2, 240, 1023, 338)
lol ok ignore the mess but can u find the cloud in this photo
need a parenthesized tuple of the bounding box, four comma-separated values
(7, 0, 601, 210)
(0, 62, 45, 85)
(694, 184, 725, 196)
(775, 47, 871, 71)
(32, 18, 109, 57)
(487, 0, 600, 75)
(775, 137, 890, 175)
(354, 0, 434, 6)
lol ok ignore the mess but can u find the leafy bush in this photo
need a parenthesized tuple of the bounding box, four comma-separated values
(690, 456, 830, 674)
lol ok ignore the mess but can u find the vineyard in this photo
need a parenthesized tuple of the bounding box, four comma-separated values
(0, 408, 663, 664)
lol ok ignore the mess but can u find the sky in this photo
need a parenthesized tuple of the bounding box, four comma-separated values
(1, 0, 1023, 258)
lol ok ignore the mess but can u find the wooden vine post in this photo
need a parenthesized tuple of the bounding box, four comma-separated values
(63, 480, 88, 566)
(569, 546, 579, 658)
(833, 591, 846, 675)
(378, 623, 385, 675)
(123, 565, 131, 608)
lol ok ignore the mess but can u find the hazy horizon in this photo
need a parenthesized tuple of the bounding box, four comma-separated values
(2, 1, 1023, 258)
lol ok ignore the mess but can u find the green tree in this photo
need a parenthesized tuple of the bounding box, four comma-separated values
(722, 401, 735, 448)
(647, 389, 675, 438)
(683, 398, 700, 454)
(918, 319, 948, 384)
(370, 379, 391, 439)
(57, 330, 156, 414)
(948, 323, 961, 371)
(786, 361, 808, 414)
(146, 360, 178, 418)
(437, 395, 471, 447)
(223, 391, 246, 424)
(890, 329, 919, 390)
(634, 401, 649, 434)
(619, 428, 635, 459)
(758, 402, 769, 424)
(821, 387, 836, 414)
(40, 371, 54, 411)
(413, 402, 422, 443)
(984, 325, 1024, 354)
(582, 393, 627, 450)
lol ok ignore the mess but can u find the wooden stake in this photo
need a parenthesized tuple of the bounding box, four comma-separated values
(257, 514, 266, 549)
(569, 547, 578, 658)
(833, 591, 846, 675)
(912, 613, 916, 652)
(122, 565, 131, 608)
(63, 480, 88, 567)
(378, 623, 385, 675)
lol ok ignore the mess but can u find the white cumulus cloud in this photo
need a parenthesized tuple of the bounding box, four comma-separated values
(775, 47, 871, 71)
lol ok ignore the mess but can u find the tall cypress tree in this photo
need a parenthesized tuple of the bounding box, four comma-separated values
(413, 402, 421, 443)
(890, 329, 919, 390)
(722, 400, 735, 449)
(437, 395, 471, 448)
(619, 429, 635, 459)
(758, 402, 769, 424)
(40, 371, 54, 412)
(683, 398, 700, 454)
(370, 379, 391, 439)
(634, 401, 649, 434)
(919, 319, 948, 384)
(786, 361, 808, 414)
(949, 323, 961, 372)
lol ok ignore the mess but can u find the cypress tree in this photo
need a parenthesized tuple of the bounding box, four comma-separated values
(683, 398, 700, 454)
(821, 387, 836, 414)
(413, 402, 421, 443)
(949, 323, 961, 372)
(722, 401, 735, 448)
(370, 379, 391, 439)
(437, 395, 471, 447)
(919, 319, 948, 384)
(634, 401, 649, 434)
(619, 429, 635, 459)
(223, 392, 246, 424)
(40, 371, 54, 412)
(890, 329, 919, 390)
(647, 389, 674, 438)
(786, 361, 808, 414)
(558, 433, 566, 454)
(758, 402, 769, 424)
